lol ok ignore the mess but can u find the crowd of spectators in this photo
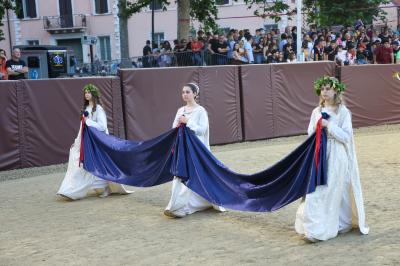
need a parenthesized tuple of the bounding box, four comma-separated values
(141, 20, 400, 68)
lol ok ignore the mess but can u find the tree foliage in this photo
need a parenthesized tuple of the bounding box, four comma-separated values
(0, 0, 14, 41)
(242, 0, 390, 27)
(121, 0, 390, 31)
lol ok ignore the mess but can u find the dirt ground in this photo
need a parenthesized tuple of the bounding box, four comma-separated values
(0, 124, 399, 266)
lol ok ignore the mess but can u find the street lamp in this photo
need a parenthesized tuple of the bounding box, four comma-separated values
(151, 0, 155, 48)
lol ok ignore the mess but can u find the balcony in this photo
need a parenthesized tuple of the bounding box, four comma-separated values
(43, 14, 87, 34)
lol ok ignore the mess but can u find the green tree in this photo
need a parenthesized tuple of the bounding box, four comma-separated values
(241, 0, 389, 27)
(0, 0, 15, 41)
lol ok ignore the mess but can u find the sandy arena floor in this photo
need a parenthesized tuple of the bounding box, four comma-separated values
(0, 125, 399, 266)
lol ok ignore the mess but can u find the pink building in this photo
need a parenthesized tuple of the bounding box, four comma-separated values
(1, 0, 399, 62)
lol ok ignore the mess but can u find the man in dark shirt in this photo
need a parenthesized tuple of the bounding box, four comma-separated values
(142, 40, 152, 67)
(216, 34, 229, 65)
(6, 48, 28, 80)
(324, 40, 338, 61)
(208, 32, 220, 65)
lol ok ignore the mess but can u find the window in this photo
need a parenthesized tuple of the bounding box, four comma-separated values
(16, 0, 37, 19)
(149, 0, 163, 11)
(153, 32, 164, 47)
(94, 0, 108, 14)
(98, 36, 111, 61)
(216, 0, 230, 5)
(264, 24, 278, 32)
(27, 40, 39, 45)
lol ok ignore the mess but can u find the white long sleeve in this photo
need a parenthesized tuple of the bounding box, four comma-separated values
(327, 110, 352, 144)
(307, 108, 319, 136)
(186, 107, 209, 136)
(85, 105, 108, 133)
(172, 107, 184, 128)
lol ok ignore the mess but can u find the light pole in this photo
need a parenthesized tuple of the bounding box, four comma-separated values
(296, 0, 303, 61)
(151, 0, 155, 47)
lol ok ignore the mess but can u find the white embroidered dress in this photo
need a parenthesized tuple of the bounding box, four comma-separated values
(165, 105, 225, 217)
(57, 105, 130, 200)
(295, 105, 369, 240)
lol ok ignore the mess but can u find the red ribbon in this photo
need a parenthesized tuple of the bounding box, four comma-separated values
(79, 116, 85, 167)
(314, 116, 323, 174)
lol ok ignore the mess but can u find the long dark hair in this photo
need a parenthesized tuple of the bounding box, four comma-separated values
(81, 89, 100, 119)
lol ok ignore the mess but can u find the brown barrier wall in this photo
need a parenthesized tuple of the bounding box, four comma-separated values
(120, 66, 242, 145)
(340, 65, 400, 127)
(240, 64, 274, 140)
(241, 62, 336, 141)
(0, 81, 20, 170)
(272, 62, 336, 137)
(0, 77, 123, 169)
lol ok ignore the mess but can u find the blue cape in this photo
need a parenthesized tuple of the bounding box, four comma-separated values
(82, 124, 327, 212)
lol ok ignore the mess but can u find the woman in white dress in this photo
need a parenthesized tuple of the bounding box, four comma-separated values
(57, 84, 130, 200)
(164, 83, 225, 218)
(295, 76, 369, 242)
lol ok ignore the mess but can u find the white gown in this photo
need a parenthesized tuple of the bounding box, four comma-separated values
(57, 105, 130, 200)
(165, 105, 225, 217)
(295, 105, 369, 241)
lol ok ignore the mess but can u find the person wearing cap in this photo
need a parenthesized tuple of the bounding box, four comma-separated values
(374, 39, 394, 64)
(0, 49, 8, 80)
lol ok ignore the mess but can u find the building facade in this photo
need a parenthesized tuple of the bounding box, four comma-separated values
(0, 0, 399, 62)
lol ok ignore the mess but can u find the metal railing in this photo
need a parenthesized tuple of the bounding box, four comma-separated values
(69, 51, 252, 76)
(43, 14, 87, 30)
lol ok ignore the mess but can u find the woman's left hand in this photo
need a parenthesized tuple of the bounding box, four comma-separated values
(178, 115, 188, 124)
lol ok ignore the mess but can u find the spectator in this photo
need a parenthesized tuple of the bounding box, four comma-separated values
(374, 39, 394, 64)
(159, 41, 173, 67)
(335, 45, 347, 66)
(191, 37, 204, 66)
(232, 42, 245, 64)
(142, 40, 152, 68)
(283, 36, 295, 60)
(253, 37, 264, 64)
(313, 40, 325, 61)
(227, 31, 236, 61)
(356, 43, 368, 65)
(0, 49, 8, 80)
(392, 41, 400, 63)
(216, 34, 229, 65)
(6, 48, 28, 80)
(324, 40, 338, 61)
(279, 33, 288, 52)
(266, 49, 279, 63)
(242, 34, 254, 64)
(208, 32, 219, 65)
